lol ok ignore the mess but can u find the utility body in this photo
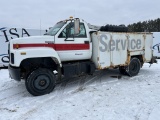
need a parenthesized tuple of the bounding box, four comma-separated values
(8, 17, 156, 96)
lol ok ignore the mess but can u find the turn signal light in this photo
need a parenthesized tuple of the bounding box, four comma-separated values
(15, 44, 19, 49)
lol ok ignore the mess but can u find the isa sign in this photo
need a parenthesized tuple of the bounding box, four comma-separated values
(0, 27, 47, 68)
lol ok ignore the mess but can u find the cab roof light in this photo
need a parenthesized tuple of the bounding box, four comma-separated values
(70, 16, 73, 19)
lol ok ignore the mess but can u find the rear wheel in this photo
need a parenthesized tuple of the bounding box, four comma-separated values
(25, 68, 56, 96)
(126, 58, 141, 76)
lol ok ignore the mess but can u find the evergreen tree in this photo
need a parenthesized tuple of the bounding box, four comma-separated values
(128, 18, 160, 32)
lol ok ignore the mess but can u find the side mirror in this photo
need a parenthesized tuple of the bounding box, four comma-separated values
(74, 18, 80, 35)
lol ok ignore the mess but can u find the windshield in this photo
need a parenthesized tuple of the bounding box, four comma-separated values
(45, 22, 65, 36)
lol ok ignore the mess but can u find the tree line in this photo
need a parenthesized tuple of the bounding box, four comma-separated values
(127, 18, 160, 32)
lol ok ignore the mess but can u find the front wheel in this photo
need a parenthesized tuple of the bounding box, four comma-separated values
(126, 58, 141, 77)
(25, 68, 56, 96)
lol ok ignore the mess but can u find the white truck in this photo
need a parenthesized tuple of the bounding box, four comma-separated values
(152, 32, 160, 58)
(0, 27, 47, 68)
(8, 17, 156, 96)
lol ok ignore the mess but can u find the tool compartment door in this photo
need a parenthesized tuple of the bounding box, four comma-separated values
(111, 33, 128, 66)
(145, 34, 153, 61)
(98, 32, 111, 69)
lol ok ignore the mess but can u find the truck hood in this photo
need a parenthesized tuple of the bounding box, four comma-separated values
(11, 36, 54, 44)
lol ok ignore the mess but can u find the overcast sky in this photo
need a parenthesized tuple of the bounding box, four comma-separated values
(0, 0, 160, 29)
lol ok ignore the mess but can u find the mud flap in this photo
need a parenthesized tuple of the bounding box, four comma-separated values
(149, 56, 157, 64)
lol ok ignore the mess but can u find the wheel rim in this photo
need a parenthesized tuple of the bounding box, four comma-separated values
(34, 75, 50, 90)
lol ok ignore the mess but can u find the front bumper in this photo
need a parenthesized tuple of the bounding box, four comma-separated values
(8, 65, 21, 81)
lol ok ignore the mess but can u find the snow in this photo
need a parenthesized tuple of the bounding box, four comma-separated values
(0, 61, 160, 120)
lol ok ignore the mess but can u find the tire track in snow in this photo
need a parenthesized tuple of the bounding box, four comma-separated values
(1, 69, 128, 119)
(17, 72, 105, 119)
(0, 82, 23, 93)
(0, 81, 29, 108)
(18, 70, 122, 120)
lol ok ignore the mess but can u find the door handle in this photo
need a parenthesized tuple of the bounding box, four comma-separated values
(64, 39, 74, 41)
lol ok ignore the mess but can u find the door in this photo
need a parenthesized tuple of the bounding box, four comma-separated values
(55, 22, 91, 61)
(98, 32, 111, 68)
(111, 33, 128, 66)
(145, 34, 153, 61)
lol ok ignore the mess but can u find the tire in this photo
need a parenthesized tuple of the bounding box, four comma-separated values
(119, 66, 127, 75)
(25, 68, 56, 96)
(126, 58, 141, 76)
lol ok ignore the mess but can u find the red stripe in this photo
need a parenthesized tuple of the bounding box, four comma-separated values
(55, 44, 89, 50)
(13, 43, 89, 51)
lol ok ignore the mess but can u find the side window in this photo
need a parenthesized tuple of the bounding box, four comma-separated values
(59, 23, 74, 38)
(59, 23, 87, 38)
(59, 27, 67, 38)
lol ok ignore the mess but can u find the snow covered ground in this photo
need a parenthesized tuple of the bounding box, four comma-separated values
(0, 61, 160, 120)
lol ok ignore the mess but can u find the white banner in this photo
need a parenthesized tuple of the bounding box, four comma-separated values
(0, 27, 47, 67)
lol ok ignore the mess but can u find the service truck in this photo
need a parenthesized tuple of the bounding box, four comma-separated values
(8, 17, 156, 96)
(0, 27, 47, 68)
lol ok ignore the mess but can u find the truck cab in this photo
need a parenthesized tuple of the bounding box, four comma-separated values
(45, 18, 92, 61)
